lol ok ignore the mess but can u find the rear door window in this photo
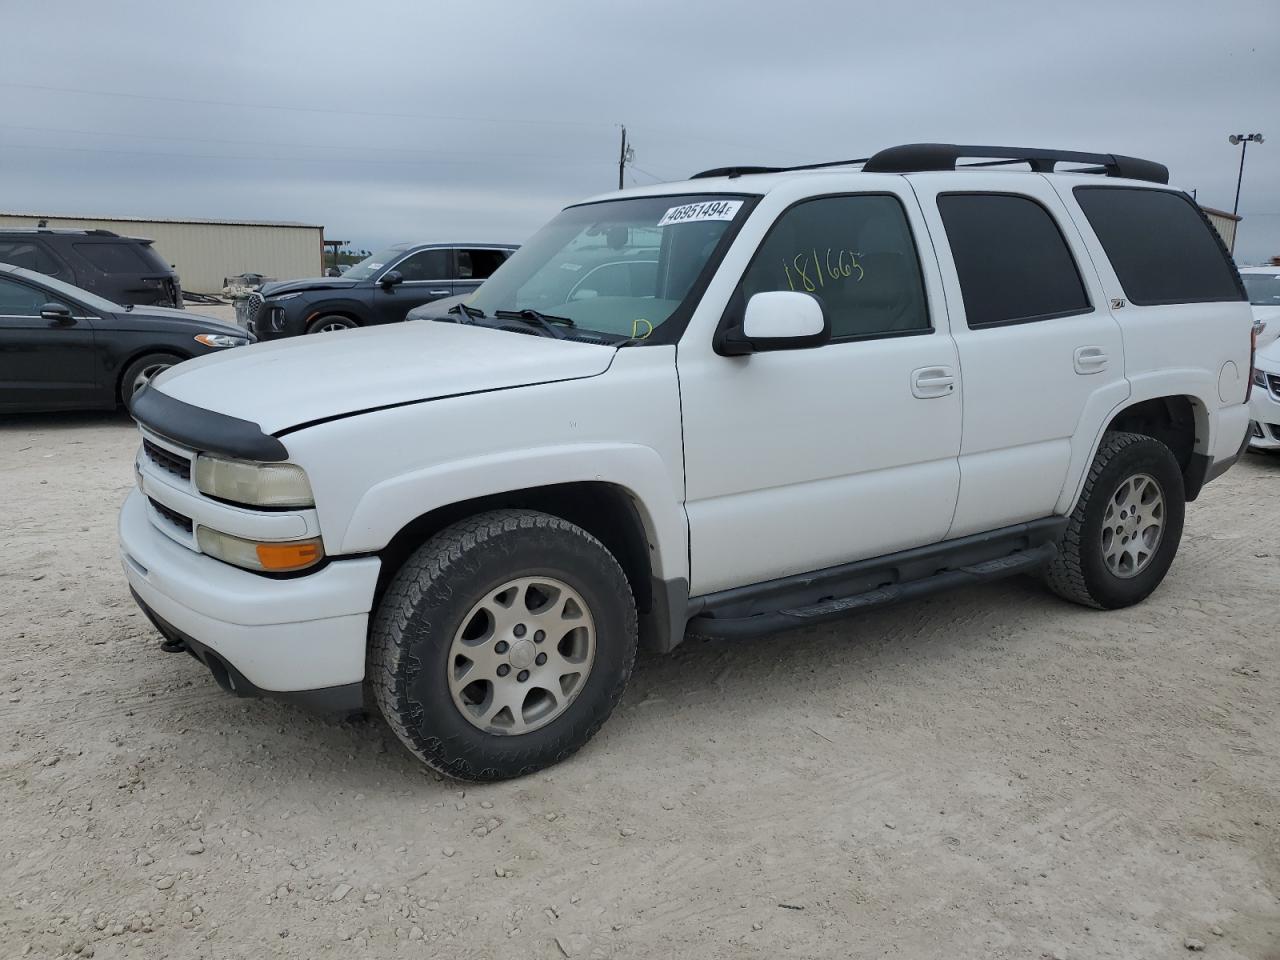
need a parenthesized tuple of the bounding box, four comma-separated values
(938, 193, 1090, 328)
(1073, 187, 1245, 305)
(456, 249, 509, 281)
(0, 241, 61, 275)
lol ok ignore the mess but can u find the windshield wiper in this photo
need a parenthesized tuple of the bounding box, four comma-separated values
(494, 308, 575, 339)
(447, 301, 486, 323)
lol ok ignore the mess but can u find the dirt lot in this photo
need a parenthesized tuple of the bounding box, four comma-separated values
(1, 412, 1277, 960)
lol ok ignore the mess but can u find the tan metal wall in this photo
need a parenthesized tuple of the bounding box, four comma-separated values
(0, 215, 323, 293)
(1203, 211, 1237, 252)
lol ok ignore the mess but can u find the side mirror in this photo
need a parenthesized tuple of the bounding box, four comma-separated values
(324, 267, 341, 277)
(40, 302, 73, 323)
(717, 291, 830, 356)
(379, 270, 404, 289)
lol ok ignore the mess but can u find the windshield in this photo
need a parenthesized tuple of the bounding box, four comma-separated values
(1243, 272, 1280, 306)
(342, 246, 407, 281)
(465, 194, 750, 341)
(21, 270, 123, 314)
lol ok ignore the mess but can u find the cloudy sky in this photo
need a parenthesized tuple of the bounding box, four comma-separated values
(4, 0, 1278, 262)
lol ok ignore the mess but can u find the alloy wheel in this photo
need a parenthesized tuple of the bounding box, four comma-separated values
(447, 576, 596, 735)
(1100, 472, 1165, 578)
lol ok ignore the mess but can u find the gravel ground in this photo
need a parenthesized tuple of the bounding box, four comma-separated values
(1, 411, 1278, 960)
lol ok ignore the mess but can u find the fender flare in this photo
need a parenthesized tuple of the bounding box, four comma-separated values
(336, 442, 689, 585)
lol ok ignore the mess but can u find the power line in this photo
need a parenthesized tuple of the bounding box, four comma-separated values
(0, 80, 614, 130)
(0, 122, 600, 164)
(0, 141, 612, 169)
(629, 164, 669, 183)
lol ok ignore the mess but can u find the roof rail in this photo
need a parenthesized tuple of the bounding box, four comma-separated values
(690, 157, 870, 180)
(84, 228, 120, 237)
(863, 143, 1168, 184)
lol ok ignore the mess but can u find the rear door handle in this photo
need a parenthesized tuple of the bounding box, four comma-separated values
(427, 289, 451, 296)
(1074, 346, 1109, 374)
(911, 366, 956, 399)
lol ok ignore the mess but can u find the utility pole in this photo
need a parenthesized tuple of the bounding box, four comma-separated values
(617, 125, 634, 190)
(1228, 132, 1264, 254)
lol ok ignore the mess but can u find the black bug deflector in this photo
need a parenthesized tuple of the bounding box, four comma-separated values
(131, 384, 289, 462)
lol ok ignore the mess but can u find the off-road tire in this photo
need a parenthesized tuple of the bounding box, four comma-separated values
(369, 509, 638, 781)
(1043, 431, 1185, 609)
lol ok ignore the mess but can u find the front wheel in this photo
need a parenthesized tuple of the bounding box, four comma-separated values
(1043, 431, 1186, 609)
(306, 314, 358, 334)
(120, 352, 180, 408)
(369, 509, 638, 781)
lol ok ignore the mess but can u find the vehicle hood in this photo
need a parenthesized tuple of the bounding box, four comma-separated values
(150, 320, 615, 434)
(1257, 335, 1280, 370)
(99, 306, 247, 338)
(260, 277, 361, 296)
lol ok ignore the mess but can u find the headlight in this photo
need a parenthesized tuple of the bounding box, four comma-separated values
(1255, 368, 1268, 387)
(269, 292, 303, 302)
(197, 528, 324, 573)
(194, 333, 250, 348)
(194, 455, 314, 508)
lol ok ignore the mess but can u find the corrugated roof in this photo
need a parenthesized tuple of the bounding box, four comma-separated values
(1198, 205, 1241, 221)
(0, 211, 324, 229)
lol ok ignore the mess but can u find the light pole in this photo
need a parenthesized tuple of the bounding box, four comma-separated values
(1228, 132, 1263, 253)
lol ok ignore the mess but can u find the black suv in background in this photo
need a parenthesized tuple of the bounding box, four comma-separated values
(0, 229, 182, 308)
(249, 242, 516, 339)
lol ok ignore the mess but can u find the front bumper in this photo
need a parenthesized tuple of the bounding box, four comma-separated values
(1248, 373, 1280, 451)
(119, 488, 380, 707)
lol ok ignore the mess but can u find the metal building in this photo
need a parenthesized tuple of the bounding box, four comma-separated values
(0, 212, 324, 294)
(1198, 205, 1241, 253)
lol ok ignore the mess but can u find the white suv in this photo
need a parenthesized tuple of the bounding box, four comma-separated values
(119, 143, 1254, 780)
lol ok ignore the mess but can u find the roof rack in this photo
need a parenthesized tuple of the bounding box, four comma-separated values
(689, 144, 1168, 185)
(690, 157, 870, 180)
(863, 143, 1168, 184)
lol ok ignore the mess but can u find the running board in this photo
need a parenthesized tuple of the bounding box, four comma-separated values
(686, 520, 1064, 640)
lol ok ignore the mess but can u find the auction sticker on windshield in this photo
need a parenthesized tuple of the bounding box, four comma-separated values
(657, 199, 743, 227)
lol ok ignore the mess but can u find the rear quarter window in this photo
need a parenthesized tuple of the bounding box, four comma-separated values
(1072, 187, 1245, 306)
(73, 241, 168, 274)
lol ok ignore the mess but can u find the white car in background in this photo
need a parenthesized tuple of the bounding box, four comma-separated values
(1241, 266, 1280, 349)
(1249, 337, 1280, 452)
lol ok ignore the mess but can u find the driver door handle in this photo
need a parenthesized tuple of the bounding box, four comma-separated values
(428, 289, 451, 296)
(911, 365, 956, 399)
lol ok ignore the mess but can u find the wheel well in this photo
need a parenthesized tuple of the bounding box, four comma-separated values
(305, 310, 361, 331)
(114, 348, 188, 407)
(374, 481, 656, 621)
(1103, 395, 1201, 488)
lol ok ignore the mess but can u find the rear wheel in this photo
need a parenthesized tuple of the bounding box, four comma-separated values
(1043, 431, 1185, 609)
(306, 314, 358, 334)
(369, 509, 637, 781)
(120, 352, 180, 408)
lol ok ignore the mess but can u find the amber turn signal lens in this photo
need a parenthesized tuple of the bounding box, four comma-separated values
(255, 540, 324, 572)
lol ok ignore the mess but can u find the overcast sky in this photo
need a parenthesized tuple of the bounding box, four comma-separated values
(3, 0, 1277, 263)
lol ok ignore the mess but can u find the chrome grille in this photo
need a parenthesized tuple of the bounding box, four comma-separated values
(1267, 373, 1280, 399)
(149, 497, 193, 534)
(143, 438, 192, 481)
